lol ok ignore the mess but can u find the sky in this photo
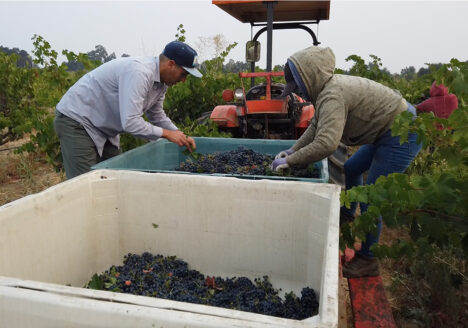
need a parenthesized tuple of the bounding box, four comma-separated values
(0, 0, 467, 74)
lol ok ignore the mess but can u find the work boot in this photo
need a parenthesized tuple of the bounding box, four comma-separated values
(340, 207, 355, 226)
(342, 252, 379, 278)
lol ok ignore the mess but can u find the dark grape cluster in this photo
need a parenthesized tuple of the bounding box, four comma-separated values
(87, 252, 319, 320)
(175, 146, 319, 178)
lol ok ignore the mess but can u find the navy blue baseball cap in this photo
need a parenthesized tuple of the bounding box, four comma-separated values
(163, 41, 202, 78)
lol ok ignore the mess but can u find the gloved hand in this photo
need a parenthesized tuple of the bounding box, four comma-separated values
(271, 157, 289, 172)
(274, 148, 294, 160)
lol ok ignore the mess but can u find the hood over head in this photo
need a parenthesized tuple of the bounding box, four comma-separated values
(288, 46, 336, 103)
(430, 81, 449, 97)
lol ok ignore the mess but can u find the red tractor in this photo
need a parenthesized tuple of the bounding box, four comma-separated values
(208, 0, 348, 187)
(209, 0, 330, 139)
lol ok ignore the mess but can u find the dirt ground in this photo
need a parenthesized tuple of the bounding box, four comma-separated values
(0, 140, 402, 328)
(0, 140, 64, 206)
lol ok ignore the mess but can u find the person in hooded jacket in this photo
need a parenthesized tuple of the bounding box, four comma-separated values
(416, 81, 458, 119)
(271, 46, 422, 278)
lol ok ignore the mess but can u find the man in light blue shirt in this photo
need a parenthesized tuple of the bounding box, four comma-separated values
(54, 41, 202, 179)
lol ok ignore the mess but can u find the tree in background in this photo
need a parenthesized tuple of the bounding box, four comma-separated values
(65, 44, 116, 71)
(0, 46, 33, 67)
(87, 44, 116, 63)
(223, 59, 249, 73)
(400, 66, 417, 80)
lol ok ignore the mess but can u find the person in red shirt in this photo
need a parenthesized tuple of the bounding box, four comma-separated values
(416, 81, 458, 119)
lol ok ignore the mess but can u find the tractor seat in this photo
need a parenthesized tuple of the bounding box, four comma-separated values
(245, 83, 285, 100)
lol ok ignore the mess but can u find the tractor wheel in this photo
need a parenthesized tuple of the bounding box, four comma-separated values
(327, 142, 349, 190)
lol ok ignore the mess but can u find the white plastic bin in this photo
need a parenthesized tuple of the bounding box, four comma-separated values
(0, 170, 340, 327)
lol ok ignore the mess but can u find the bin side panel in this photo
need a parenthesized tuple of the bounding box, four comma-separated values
(0, 177, 121, 287)
(0, 285, 281, 328)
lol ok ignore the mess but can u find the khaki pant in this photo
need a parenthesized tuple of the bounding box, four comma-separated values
(53, 110, 120, 179)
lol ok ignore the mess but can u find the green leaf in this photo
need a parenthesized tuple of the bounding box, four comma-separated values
(182, 148, 201, 160)
(87, 274, 104, 290)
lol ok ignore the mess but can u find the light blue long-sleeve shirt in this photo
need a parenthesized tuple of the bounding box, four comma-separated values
(56, 56, 178, 156)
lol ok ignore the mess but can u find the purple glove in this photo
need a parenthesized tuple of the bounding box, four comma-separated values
(274, 148, 294, 160)
(271, 157, 289, 172)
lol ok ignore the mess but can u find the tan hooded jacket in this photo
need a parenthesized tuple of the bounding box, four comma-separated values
(286, 47, 407, 166)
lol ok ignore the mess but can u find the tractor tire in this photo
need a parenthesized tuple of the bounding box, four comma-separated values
(327, 142, 349, 190)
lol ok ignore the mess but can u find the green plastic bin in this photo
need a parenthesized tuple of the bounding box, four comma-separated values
(91, 137, 329, 183)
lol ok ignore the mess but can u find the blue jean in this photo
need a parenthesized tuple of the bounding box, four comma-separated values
(342, 103, 422, 257)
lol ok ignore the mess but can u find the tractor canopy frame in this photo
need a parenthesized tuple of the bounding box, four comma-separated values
(213, 0, 330, 75)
